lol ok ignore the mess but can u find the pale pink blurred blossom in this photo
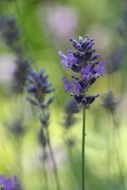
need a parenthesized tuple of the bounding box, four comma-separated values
(40, 5, 79, 43)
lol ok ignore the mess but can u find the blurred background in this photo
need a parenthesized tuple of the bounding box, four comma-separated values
(0, 0, 127, 190)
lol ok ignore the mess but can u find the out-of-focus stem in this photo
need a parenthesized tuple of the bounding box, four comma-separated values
(46, 129, 61, 190)
(42, 148, 48, 190)
(111, 114, 125, 190)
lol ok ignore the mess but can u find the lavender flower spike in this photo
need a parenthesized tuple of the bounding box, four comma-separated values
(59, 35, 106, 108)
(26, 69, 54, 108)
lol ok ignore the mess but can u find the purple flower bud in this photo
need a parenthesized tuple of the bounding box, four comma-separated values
(85, 41, 95, 51)
(90, 54, 100, 61)
(70, 38, 82, 51)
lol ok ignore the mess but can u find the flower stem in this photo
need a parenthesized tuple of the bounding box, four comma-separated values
(113, 141, 125, 190)
(42, 148, 48, 190)
(82, 108, 86, 190)
(47, 129, 61, 190)
(111, 115, 125, 190)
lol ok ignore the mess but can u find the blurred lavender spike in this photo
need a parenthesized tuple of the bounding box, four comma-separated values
(102, 91, 119, 113)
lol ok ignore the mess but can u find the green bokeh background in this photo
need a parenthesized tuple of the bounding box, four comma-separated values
(0, 0, 127, 190)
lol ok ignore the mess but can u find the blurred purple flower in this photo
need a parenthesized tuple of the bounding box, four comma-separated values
(0, 16, 20, 48)
(26, 69, 54, 107)
(108, 47, 126, 73)
(102, 91, 119, 113)
(0, 176, 23, 190)
(63, 98, 80, 129)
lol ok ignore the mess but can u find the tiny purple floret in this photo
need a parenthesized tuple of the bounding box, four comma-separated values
(59, 51, 77, 69)
(94, 61, 105, 77)
(63, 77, 71, 92)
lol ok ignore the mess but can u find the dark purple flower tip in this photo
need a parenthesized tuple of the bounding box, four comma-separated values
(81, 94, 99, 108)
(85, 41, 95, 51)
(69, 38, 82, 51)
(70, 35, 95, 52)
(74, 94, 99, 107)
(58, 51, 77, 69)
(74, 94, 84, 104)
(90, 54, 101, 61)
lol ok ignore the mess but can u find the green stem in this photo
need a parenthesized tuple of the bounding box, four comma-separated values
(114, 142, 125, 190)
(82, 108, 86, 190)
(111, 115, 125, 190)
(42, 148, 48, 190)
(47, 129, 61, 190)
(66, 141, 79, 184)
(15, 137, 23, 179)
(105, 113, 113, 188)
